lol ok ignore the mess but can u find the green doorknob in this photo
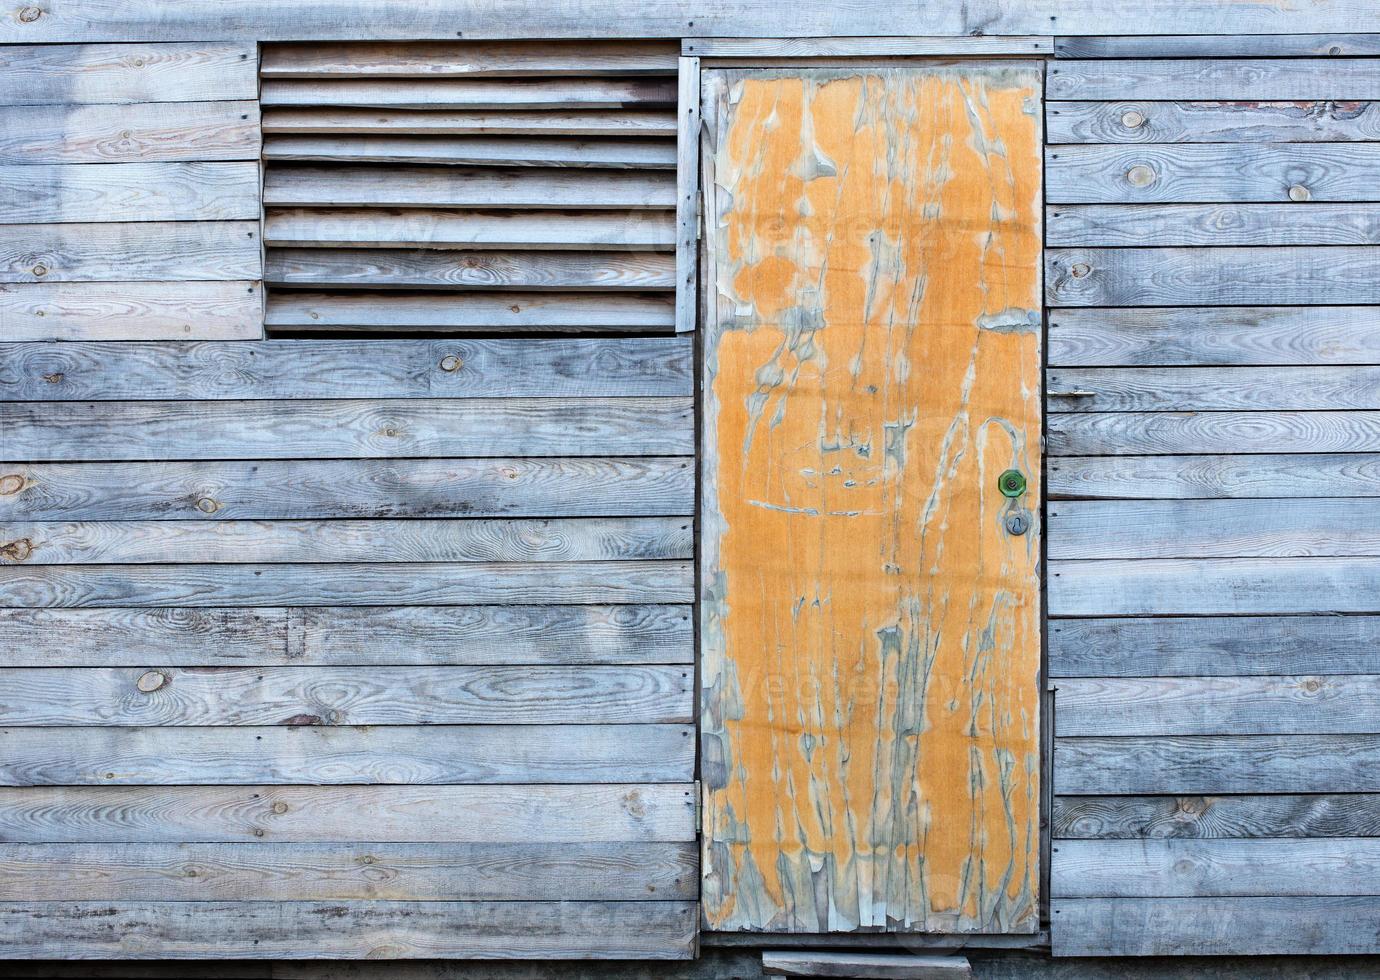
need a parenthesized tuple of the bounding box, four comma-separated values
(999, 469, 1027, 498)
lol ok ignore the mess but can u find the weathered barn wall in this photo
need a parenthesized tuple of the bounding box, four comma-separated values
(699, 63, 1043, 935)
(1045, 48, 1380, 956)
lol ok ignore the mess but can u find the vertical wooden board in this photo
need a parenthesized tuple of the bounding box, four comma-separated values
(700, 65, 1043, 934)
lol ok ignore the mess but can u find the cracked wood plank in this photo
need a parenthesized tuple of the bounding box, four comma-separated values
(700, 64, 1042, 934)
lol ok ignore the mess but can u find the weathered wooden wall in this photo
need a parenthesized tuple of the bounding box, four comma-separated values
(700, 63, 1043, 936)
(1045, 46, 1380, 957)
(0, 42, 263, 340)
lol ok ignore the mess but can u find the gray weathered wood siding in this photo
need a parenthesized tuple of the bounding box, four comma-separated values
(261, 41, 685, 335)
(1047, 51, 1380, 957)
(0, 43, 264, 340)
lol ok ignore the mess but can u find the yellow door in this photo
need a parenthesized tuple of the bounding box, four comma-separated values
(700, 63, 1043, 934)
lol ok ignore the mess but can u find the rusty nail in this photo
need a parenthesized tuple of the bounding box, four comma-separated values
(137, 670, 168, 693)
(1288, 183, 1312, 202)
(439, 355, 463, 372)
(1125, 164, 1155, 187)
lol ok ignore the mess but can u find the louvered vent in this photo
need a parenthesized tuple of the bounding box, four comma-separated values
(260, 41, 679, 334)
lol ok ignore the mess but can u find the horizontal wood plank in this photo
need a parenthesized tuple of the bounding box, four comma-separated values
(1049, 453, 1380, 500)
(1057, 675, 1380, 736)
(0, 162, 260, 224)
(0, 398, 693, 460)
(0, 457, 694, 521)
(0, 840, 696, 902)
(1048, 59, 1380, 101)
(759, 950, 975, 979)
(0, 725, 693, 785)
(260, 77, 676, 109)
(265, 211, 675, 250)
(1054, 837, 1380, 898)
(0, 338, 690, 400)
(1049, 615, 1380, 677)
(0, 604, 693, 667)
(684, 36, 1052, 56)
(1049, 306, 1380, 367)
(264, 166, 674, 209)
(262, 134, 675, 168)
(0, 281, 262, 342)
(1047, 144, 1380, 204)
(1050, 556, 1380, 616)
(0, 42, 257, 104)
(265, 292, 675, 332)
(1046, 203, 1380, 247)
(0, 666, 693, 726)
(1048, 498, 1380, 559)
(1055, 35, 1380, 59)
(0, 518, 691, 565)
(1047, 100, 1380, 145)
(261, 40, 678, 77)
(261, 107, 677, 136)
(267, 249, 673, 291)
(1052, 896, 1380, 956)
(1055, 734, 1380, 794)
(0, 101, 260, 164)
(1048, 366, 1380, 412)
(1054, 793, 1380, 839)
(0, 560, 693, 607)
(0, 221, 260, 283)
(1048, 247, 1380, 307)
(0, 783, 695, 843)
(1049, 410, 1380, 456)
(0, 900, 696, 959)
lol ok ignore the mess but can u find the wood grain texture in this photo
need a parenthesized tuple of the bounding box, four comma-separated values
(0, 281, 262, 342)
(1048, 306, 1380, 367)
(1048, 366, 1380, 412)
(264, 292, 675, 332)
(0, 101, 260, 163)
(0, 841, 696, 902)
(272, 248, 674, 291)
(1049, 557, 1380, 616)
(0, 725, 693, 785)
(261, 107, 677, 136)
(1049, 453, 1380, 500)
(265, 211, 674, 250)
(1053, 837, 1380, 898)
(0, 338, 691, 401)
(0, 518, 690, 565)
(1054, 793, 1380, 840)
(701, 64, 1042, 935)
(0, 221, 261, 284)
(1048, 498, 1380, 559)
(1051, 896, 1380, 957)
(1048, 410, 1380, 456)
(0, 783, 696, 843)
(1046, 203, 1380, 246)
(685, 36, 1052, 56)
(0, 457, 694, 520)
(761, 950, 975, 979)
(1049, 615, 1380, 677)
(260, 40, 678, 77)
(1056, 675, 1380, 736)
(1048, 59, 1380, 101)
(262, 134, 675, 169)
(0, 163, 260, 224)
(0, 398, 693, 460)
(0, 560, 692, 607)
(0, 900, 697, 959)
(0, 665, 693, 726)
(1055, 35, 1380, 59)
(260, 77, 675, 109)
(0, 42, 257, 104)
(1054, 734, 1380, 795)
(1047, 101, 1380, 145)
(263, 166, 674, 209)
(0, 605, 693, 667)
(674, 55, 699, 334)
(1046, 144, 1380, 204)
(1048, 247, 1380, 307)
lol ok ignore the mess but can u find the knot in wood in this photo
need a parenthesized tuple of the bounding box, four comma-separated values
(1125, 164, 1156, 188)
(439, 354, 464, 372)
(1070, 263, 1092, 279)
(0, 475, 26, 496)
(136, 670, 168, 693)
(1288, 183, 1312, 202)
(30, 264, 47, 277)
(196, 497, 220, 514)
(0, 538, 33, 562)
(272, 801, 289, 814)
(17, 6, 42, 23)
(41, 372, 62, 384)
(1119, 109, 1146, 129)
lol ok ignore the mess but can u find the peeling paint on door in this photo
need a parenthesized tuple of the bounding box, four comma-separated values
(700, 63, 1043, 934)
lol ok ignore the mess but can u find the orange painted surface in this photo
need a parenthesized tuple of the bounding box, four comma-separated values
(700, 65, 1043, 933)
